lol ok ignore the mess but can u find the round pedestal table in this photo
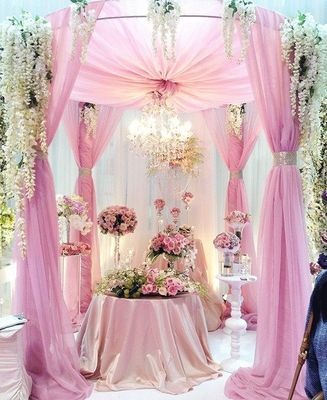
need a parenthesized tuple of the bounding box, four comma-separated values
(77, 293, 221, 394)
(216, 275, 257, 373)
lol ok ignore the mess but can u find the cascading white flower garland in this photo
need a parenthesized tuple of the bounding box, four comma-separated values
(70, 0, 96, 63)
(281, 13, 327, 144)
(222, 0, 256, 62)
(301, 99, 327, 259)
(148, 0, 181, 60)
(226, 103, 246, 140)
(80, 102, 99, 137)
(0, 12, 52, 255)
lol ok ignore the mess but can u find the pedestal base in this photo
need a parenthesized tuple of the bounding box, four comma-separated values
(220, 357, 251, 373)
(223, 326, 246, 336)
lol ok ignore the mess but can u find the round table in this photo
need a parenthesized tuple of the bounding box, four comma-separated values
(217, 275, 257, 373)
(77, 293, 221, 394)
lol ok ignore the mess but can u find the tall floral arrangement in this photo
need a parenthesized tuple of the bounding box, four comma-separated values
(222, 0, 256, 62)
(301, 99, 327, 258)
(148, 0, 181, 60)
(281, 13, 327, 145)
(70, 0, 96, 63)
(0, 12, 52, 255)
(80, 102, 99, 137)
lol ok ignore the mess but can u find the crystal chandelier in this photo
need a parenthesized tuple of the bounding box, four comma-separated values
(128, 93, 193, 172)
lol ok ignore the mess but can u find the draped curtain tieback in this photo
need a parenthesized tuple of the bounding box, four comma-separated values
(79, 167, 92, 176)
(36, 150, 48, 160)
(273, 151, 297, 166)
(229, 170, 243, 180)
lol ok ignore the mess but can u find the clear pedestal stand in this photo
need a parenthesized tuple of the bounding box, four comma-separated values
(217, 274, 257, 373)
(59, 254, 81, 331)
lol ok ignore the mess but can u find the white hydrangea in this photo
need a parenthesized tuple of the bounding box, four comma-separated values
(148, 0, 181, 60)
(0, 12, 52, 255)
(223, 0, 256, 62)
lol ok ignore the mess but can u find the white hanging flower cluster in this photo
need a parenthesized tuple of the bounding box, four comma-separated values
(148, 0, 181, 60)
(281, 13, 327, 144)
(222, 0, 256, 62)
(80, 103, 99, 137)
(226, 104, 246, 140)
(301, 99, 327, 259)
(70, 0, 96, 63)
(0, 12, 52, 255)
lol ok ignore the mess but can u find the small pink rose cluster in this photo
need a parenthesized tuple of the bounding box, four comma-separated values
(309, 262, 321, 276)
(181, 192, 194, 206)
(213, 232, 240, 253)
(98, 205, 137, 236)
(154, 198, 165, 213)
(225, 210, 250, 228)
(149, 230, 190, 257)
(60, 242, 91, 257)
(141, 268, 185, 296)
(170, 207, 181, 220)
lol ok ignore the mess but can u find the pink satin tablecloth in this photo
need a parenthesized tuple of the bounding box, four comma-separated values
(0, 326, 32, 400)
(154, 239, 224, 331)
(77, 293, 221, 394)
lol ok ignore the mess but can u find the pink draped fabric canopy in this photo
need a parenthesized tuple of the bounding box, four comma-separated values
(15, 1, 312, 399)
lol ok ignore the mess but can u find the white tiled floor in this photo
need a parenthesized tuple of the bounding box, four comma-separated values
(89, 329, 256, 400)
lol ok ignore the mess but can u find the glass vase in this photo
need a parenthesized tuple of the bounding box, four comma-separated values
(221, 251, 234, 276)
(65, 219, 71, 244)
(163, 254, 177, 271)
(114, 234, 121, 269)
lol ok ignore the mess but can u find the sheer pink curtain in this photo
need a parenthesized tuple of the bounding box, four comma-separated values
(15, 3, 105, 399)
(203, 103, 260, 319)
(225, 8, 311, 400)
(63, 101, 123, 312)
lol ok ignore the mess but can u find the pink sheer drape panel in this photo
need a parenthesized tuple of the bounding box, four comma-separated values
(70, 1, 254, 109)
(64, 101, 123, 312)
(203, 104, 260, 314)
(225, 8, 311, 400)
(15, 3, 105, 399)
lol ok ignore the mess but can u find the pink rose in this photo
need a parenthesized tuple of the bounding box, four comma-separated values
(167, 285, 178, 296)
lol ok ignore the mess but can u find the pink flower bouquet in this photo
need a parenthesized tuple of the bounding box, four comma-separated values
(147, 225, 194, 265)
(154, 198, 165, 214)
(98, 205, 137, 236)
(213, 232, 240, 254)
(60, 242, 91, 257)
(225, 210, 250, 232)
(181, 192, 194, 208)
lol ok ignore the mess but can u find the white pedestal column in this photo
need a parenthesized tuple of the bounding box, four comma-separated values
(217, 275, 257, 373)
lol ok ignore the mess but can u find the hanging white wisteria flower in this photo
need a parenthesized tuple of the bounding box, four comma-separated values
(281, 13, 327, 144)
(222, 0, 256, 62)
(226, 103, 246, 140)
(80, 102, 99, 137)
(148, 0, 181, 60)
(70, 0, 96, 63)
(0, 12, 52, 255)
(301, 99, 327, 259)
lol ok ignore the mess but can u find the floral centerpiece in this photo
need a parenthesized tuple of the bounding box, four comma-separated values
(213, 232, 240, 276)
(170, 207, 181, 225)
(96, 266, 205, 299)
(57, 195, 92, 242)
(154, 198, 165, 232)
(98, 205, 138, 268)
(225, 210, 250, 239)
(147, 224, 194, 271)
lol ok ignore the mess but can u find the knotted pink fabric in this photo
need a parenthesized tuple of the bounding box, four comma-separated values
(225, 8, 311, 400)
(15, 3, 105, 399)
(70, 0, 254, 109)
(64, 101, 123, 312)
(203, 103, 261, 317)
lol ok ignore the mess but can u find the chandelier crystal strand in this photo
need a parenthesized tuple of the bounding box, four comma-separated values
(128, 95, 193, 173)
